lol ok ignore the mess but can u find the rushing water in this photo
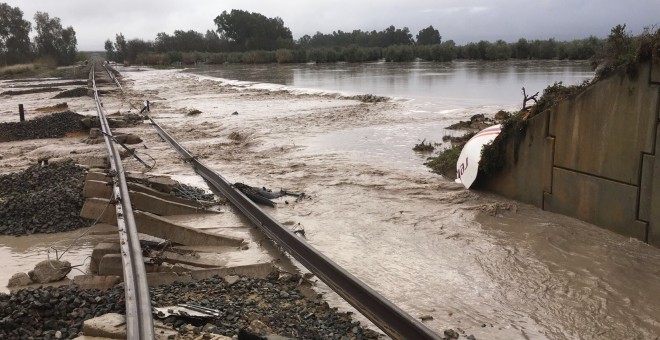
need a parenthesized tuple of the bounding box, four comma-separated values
(187, 60, 595, 173)
(177, 60, 660, 340)
(2, 60, 658, 340)
(187, 59, 594, 110)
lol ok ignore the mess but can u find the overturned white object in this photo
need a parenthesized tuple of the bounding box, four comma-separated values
(455, 124, 501, 189)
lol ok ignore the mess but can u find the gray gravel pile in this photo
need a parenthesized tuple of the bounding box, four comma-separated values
(0, 274, 381, 339)
(0, 159, 90, 235)
(152, 275, 380, 339)
(173, 183, 216, 202)
(0, 111, 87, 142)
(0, 285, 124, 340)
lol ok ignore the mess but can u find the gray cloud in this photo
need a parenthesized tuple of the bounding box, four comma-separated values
(5, 0, 659, 50)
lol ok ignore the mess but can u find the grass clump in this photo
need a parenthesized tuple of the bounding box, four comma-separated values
(425, 145, 462, 179)
(592, 24, 660, 80)
(424, 132, 475, 179)
(529, 80, 591, 117)
(413, 139, 436, 152)
(0, 64, 35, 77)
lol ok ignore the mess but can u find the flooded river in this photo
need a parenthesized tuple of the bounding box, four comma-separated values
(2, 60, 659, 340)
(180, 60, 660, 339)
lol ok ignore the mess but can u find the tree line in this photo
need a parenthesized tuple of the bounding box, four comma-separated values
(0, 2, 79, 67)
(104, 9, 604, 65)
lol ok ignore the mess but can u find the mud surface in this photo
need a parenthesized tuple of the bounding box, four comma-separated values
(0, 64, 658, 340)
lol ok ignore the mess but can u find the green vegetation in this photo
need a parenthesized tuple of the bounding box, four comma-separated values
(0, 3, 31, 66)
(478, 25, 660, 177)
(0, 63, 34, 76)
(100, 8, 608, 66)
(0, 2, 79, 70)
(425, 145, 462, 179)
(33, 12, 78, 66)
(592, 24, 660, 79)
(413, 139, 436, 152)
(214, 10, 293, 51)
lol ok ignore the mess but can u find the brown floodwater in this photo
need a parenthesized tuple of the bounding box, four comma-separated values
(1, 61, 658, 340)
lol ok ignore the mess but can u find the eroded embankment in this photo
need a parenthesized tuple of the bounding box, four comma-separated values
(476, 60, 660, 247)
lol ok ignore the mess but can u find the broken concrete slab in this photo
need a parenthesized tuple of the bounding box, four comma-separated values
(72, 275, 121, 291)
(76, 157, 108, 169)
(90, 243, 121, 274)
(83, 179, 112, 198)
(86, 171, 109, 182)
(84, 179, 214, 212)
(97, 254, 124, 277)
(131, 191, 208, 216)
(124, 173, 178, 193)
(80, 313, 180, 340)
(156, 252, 229, 268)
(80, 198, 117, 225)
(81, 313, 126, 339)
(134, 211, 243, 247)
(128, 182, 209, 207)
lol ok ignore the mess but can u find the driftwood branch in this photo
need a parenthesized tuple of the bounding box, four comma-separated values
(521, 87, 539, 111)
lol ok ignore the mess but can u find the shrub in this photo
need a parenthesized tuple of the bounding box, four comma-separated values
(275, 49, 294, 63)
(0, 63, 35, 77)
(592, 24, 660, 79)
(425, 145, 462, 179)
(167, 51, 183, 63)
(384, 45, 414, 62)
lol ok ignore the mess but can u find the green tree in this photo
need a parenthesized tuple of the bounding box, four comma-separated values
(513, 38, 530, 59)
(205, 30, 223, 52)
(125, 39, 152, 64)
(485, 39, 510, 60)
(416, 25, 441, 45)
(114, 33, 127, 62)
(0, 3, 31, 65)
(104, 39, 115, 61)
(214, 9, 293, 51)
(380, 25, 413, 46)
(33, 11, 78, 65)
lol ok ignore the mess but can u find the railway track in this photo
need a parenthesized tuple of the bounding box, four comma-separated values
(93, 60, 440, 339)
(145, 118, 440, 339)
(90, 62, 154, 339)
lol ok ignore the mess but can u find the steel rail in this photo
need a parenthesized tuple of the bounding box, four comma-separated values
(146, 115, 440, 340)
(90, 64, 154, 339)
(102, 63, 123, 90)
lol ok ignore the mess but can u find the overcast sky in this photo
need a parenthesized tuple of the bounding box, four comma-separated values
(4, 0, 660, 51)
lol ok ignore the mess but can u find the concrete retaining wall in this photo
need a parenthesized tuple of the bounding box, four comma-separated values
(476, 62, 660, 247)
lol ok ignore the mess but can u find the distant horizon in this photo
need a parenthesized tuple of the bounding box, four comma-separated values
(3, 0, 658, 51)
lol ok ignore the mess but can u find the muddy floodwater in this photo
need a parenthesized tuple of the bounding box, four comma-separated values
(2, 60, 659, 340)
